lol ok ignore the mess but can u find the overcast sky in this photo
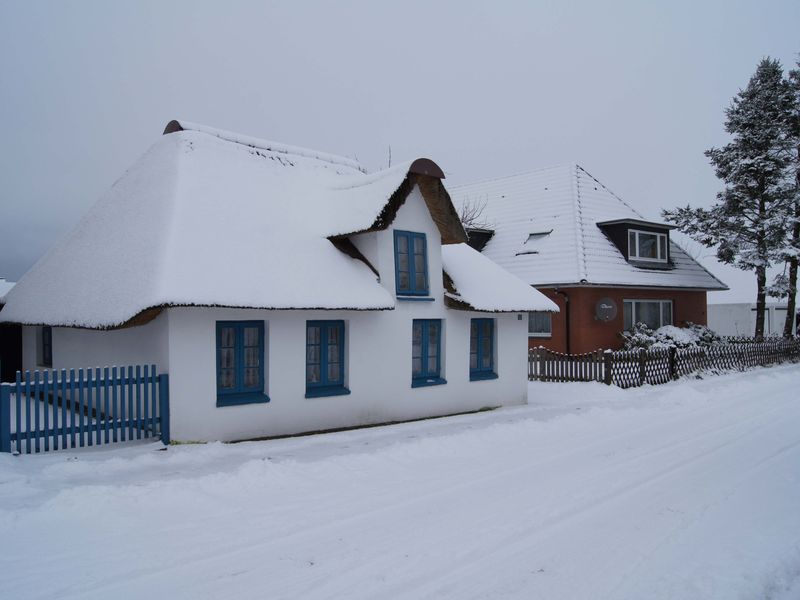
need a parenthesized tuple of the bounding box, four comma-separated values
(1, 0, 798, 302)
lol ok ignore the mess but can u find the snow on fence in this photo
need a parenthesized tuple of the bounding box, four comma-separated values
(0, 365, 169, 454)
(529, 338, 800, 388)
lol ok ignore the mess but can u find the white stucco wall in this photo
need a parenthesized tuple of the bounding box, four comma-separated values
(21, 311, 169, 374)
(20, 187, 530, 442)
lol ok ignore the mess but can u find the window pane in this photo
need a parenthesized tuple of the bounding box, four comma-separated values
(244, 368, 259, 388)
(415, 272, 426, 290)
(414, 253, 425, 273)
(397, 235, 408, 253)
(244, 326, 259, 347)
(481, 353, 492, 369)
(307, 326, 319, 345)
(662, 302, 673, 326)
(624, 302, 633, 330)
(244, 347, 259, 368)
(220, 347, 234, 369)
(220, 369, 235, 389)
(398, 252, 409, 272)
(470, 352, 477, 369)
(398, 271, 410, 289)
(638, 301, 661, 329)
(306, 345, 319, 364)
(412, 357, 422, 375)
(658, 235, 666, 260)
(413, 236, 424, 255)
(221, 327, 235, 347)
(328, 343, 340, 363)
(327, 362, 341, 383)
(629, 231, 636, 256)
(307, 364, 320, 384)
(637, 233, 658, 259)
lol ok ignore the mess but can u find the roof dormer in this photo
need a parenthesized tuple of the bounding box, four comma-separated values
(596, 218, 676, 270)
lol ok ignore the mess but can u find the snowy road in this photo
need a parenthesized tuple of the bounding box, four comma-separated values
(1, 366, 799, 599)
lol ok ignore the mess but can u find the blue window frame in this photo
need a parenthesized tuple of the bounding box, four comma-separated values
(412, 319, 446, 387)
(216, 321, 269, 407)
(306, 320, 350, 398)
(394, 230, 429, 296)
(470, 318, 498, 381)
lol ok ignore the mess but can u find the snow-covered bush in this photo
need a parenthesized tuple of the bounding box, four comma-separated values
(619, 322, 722, 350)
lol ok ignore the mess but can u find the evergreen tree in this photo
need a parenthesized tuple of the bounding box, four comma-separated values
(774, 60, 800, 337)
(663, 58, 794, 338)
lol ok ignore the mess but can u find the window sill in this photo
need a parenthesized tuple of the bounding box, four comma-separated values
(397, 296, 434, 302)
(216, 392, 270, 407)
(412, 377, 447, 388)
(470, 372, 499, 382)
(305, 386, 351, 399)
(528, 334, 552, 339)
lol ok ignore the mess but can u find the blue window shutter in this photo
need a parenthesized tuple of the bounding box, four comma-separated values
(394, 230, 429, 296)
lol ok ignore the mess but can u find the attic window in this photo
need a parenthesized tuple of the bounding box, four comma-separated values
(628, 229, 667, 262)
(516, 230, 552, 256)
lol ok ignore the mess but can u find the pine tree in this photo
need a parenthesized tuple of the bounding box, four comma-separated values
(663, 58, 795, 338)
(777, 60, 800, 337)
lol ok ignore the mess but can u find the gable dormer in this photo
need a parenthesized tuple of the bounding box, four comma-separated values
(596, 218, 676, 270)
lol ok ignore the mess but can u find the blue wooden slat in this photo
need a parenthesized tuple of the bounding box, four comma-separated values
(33, 371, 41, 453)
(24, 371, 32, 454)
(43, 371, 50, 452)
(60, 369, 68, 449)
(120, 367, 127, 442)
(15, 372, 21, 454)
(69, 368, 76, 448)
(142, 365, 150, 438)
(85, 369, 93, 447)
(103, 367, 110, 444)
(150, 364, 157, 437)
(51, 371, 59, 451)
(111, 366, 118, 443)
(127, 366, 134, 441)
(158, 374, 169, 445)
(95, 367, 102, 446)
(0, 384, 10, 453)
(135, 365, 142, 440)
(77, 369, 85, 447)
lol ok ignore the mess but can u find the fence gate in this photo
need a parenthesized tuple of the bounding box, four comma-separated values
(0, 365, 169, 454)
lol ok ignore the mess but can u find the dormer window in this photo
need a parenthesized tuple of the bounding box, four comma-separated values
(394, 230, 429, 296)
(628, 229, 667, 262)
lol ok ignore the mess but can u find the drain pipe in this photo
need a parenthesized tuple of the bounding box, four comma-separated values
(553, 288, 570, 354)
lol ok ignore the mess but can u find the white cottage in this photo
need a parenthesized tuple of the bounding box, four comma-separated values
(0, 121, 557, 442)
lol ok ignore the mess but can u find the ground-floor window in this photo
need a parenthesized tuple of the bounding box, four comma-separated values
(623, 299, 673, 330)
(528, 312, 552, 337)
(216, 321, 268, 406)
(412, 319, 445, 387)
(306, 320, 349, 397)
(470, 318, 497, 381)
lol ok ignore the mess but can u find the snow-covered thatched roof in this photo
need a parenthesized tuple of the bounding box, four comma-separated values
(451, 164, 728, 291)
(1, 121, 552, 328)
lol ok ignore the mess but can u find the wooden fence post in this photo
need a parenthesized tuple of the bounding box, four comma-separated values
(669, 347, 677, 380)
(0, 384, 10, 453)
(638, 348, 646, 386)
(158, 374, 170, 446)
(539, 348, 547, 382)
(603, 351, 613, 385)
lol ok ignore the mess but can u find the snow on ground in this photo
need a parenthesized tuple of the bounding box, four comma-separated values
(1, 365, 799, 600)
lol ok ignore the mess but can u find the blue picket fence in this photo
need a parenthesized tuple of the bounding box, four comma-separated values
(0, 365, 169, 454)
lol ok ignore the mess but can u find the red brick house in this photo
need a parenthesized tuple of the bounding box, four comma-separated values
(453, 164, 728, 354)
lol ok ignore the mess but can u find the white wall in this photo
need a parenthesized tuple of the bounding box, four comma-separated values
(708, 303, 797, 337)
(21, 311, 170, 374)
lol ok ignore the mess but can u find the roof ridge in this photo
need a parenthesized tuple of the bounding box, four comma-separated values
(448, 162, 576, 189)
(574, 164, 644, 219)
(571, 164, 589, 281)
(166, 119, 367, 174)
